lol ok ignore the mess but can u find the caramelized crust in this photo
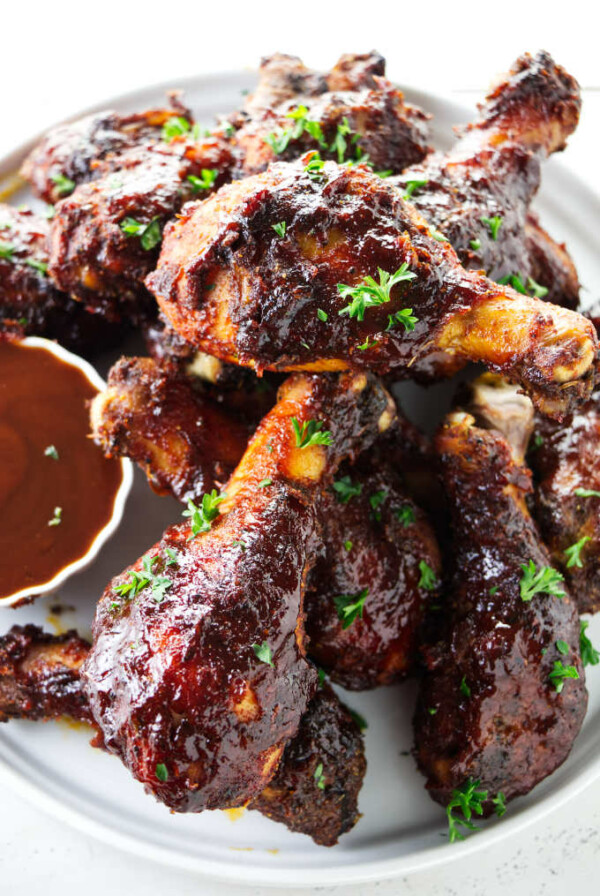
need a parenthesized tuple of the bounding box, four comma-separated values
(249, 683, 366, 845)
(0, 625, 91, 723)
(82, 371, 394, 812)
(415, 379, 587, 811)
(0, 205, 122, 355)
(530, 388, 600, 613)
(90, 357, 250, 501)
(393, 51, 581, 307)
(148, 156, 597, 417)
(21, 98, 193, 203)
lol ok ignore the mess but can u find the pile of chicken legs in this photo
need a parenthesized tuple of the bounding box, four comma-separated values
(1, 49, 598, 846)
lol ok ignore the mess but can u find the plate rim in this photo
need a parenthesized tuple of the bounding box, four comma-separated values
(1, 68, 599, 888)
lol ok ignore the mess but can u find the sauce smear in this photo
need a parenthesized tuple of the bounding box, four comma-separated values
(0, 340, 122, 600)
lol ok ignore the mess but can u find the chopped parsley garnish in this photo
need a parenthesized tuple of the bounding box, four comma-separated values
(395, 505, 416, 527)
(564, 535, 591, 569)
(519, 560, 565, 601)
(164, 547, 179, 566)
(344, 540, 353, 552)
(155, 763, 169, 782)
(50, 172, 75, 196)
(358, 336, 376, 351)
(187, 169, 218, 192)
(317, 667, 326, 687)
(497, 273, 549, 299)
(252, 641, 274, 667)
(47, 506, 62, 527)
(446, 780, 488, 842)
(429, 226, 448, 242)
(231, 539, 247, 550)
(264, 104, 327, 156)
(332, 475, 362, 503)
(580, 620, 600, 667)
(44, 445, 59, 460)
(530, 432, 544, 452)
(25, 258, 48, 275)
(334, 588, 368, 629)
(428, 707, 437, 715)
(337, 264, 416, 321)
(548, 660, 580, 693)
(489, 585, 499, 596)
(330, 116, 353, 162)
(556, 639, 570, 656)
(459, 676, 471, 698)
(349, 709, 368, 731)
(162, 116, 193, 142)
(481, 215, 503, 240)
(525, 276, 549, 299)
(492, 792, 507, 817)
(574, 487, 600, 499)
(271, 221, 286, 238)
(317, 308, 328, 322)
(120, 216, 162, 251)
(291, 417, 333, 449)
(369, 489, 387, 521)
(469, 238, 481, 251)
(418, 560, 437, 591)
(314, 761, 326, 790)
(403, 179, 428, 201)
(304, 154, 326, 180)
(183, 489, 225, 538)
(0, 242, 15, 260)
(385, 308, 418, 332)
(113, 553, 172, 603)
(258, 478, 273, 488)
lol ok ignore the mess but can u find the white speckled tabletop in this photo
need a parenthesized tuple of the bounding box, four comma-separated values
(1, 3, 599, 891)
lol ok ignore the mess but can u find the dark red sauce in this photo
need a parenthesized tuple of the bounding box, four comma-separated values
(0, 340, 123, 601)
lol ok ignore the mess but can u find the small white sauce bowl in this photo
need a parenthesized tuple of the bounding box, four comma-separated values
(1, 337, 133, 607)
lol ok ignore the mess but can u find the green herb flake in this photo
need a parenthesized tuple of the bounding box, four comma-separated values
(317, 667, 326, 688)
(481, 215, 503, 240)
(334, 588, 368, 630)
(187, 169, 218, 192)
(314, 761, 326, 790)
(564, 536, 591, 569)
(50, 172, 76, 196)
(120, 216, 162, 251)
(252, 641, 274, 667)
(183, 489, 225, 538)
(0, 242, 15, 261)
(446, 779, 488, 842)
(395, 504, 416, 527)
(548, 660, 580, 693)
(258, 478, 273, 488)
(469, 238, 481, 251)
(580, 620, 600, 667)
(556, 639, 570, 656)
(492, 792, 507, 818)
(155, 763, 169, 782)
(349, 709, 368, 731)
(429, 226, 449, 242)
(317, 308, 328, 322)
(331, 475, 362, 504)
(271, 221, 287, 238)
(291, 417, 333, 449)
(162, 116, 192, 142)
(44, 445, 59, 460)
(343, 540, 353, 552)
(338, 264, 416, 321)
(47, 506, 62, 527)
(25, 258, 48, 275)
(519, 560, 565, 601)
(459, 676, 471, 698)
(418, 560, 437, 591)
(304, 154, 326, 181)
(403, 179, 428, 201)
(574, 488, 600, 499)
(385, 308, 418, 332)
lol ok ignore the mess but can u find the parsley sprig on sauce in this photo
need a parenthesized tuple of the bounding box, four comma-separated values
(334, 588, 368, 629)
(183, 490, 225, 538)
(120, 216, 162, 251)
(292, 417, 333, 449)
(337, 265, 417, 322)
(446, 780, 506, 842)
(519, 560, 565, 601)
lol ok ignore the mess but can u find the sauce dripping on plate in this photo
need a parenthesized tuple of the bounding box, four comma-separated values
(0, 339, 122, 600)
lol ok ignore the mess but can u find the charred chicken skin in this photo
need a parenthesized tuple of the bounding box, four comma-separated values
(148, 155, 597, 418)
(81, 371, 394, 812)
(393, 51, 581, 309)
(0, 205, 121, 354)
(0, 625, 364, 846)
(91, 357, 441, 689)
(414, 375, 587, 813)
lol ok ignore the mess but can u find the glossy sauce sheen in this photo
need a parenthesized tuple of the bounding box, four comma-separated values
(0, 340, 122, 599)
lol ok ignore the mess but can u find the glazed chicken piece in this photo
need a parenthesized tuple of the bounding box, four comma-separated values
(90, 357, 254, 501)
(48, 134, 234, 319)
(91, 358, 441, 689)
(148, 155, 597, 418)
(0, 625, 364, 845)
(529, 387, 600, 614)
(0, 205, 122, 355)
(20, 97, 193, 204)
(393, 51, 581, 309)
(82, 370, 394, 812)
(414, 374, 587, 815)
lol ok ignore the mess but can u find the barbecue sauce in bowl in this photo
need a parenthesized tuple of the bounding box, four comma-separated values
(0, 338, 126, 603)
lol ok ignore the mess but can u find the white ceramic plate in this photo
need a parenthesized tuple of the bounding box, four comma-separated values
(1, 71, 599, 889)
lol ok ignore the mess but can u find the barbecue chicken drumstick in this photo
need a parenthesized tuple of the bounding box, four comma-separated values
(0, 625, 364, 845)
(148, 155, 597, 417)
(82, 370, 394, 811)
(414, 375, 587, 814)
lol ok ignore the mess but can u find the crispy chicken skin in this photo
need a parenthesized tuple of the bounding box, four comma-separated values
(148, 156, 597, 417)
(305, 448, 441, 690)
(0, 625, 92, 723)
(90, 357, 250, 502)
(0, 625, 364, 845)
(529, 387, 600, 613)
(414, 375, 587, 811)
(81, 371, 394, 812)
(249, 682, 365, 845)
(21, 98, 193, 203)
(392, 51, 581, 308)
(48, 135, 234, 318)
(0, 205, 122, 354)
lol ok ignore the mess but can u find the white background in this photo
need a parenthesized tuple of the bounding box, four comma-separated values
(1, 1, 599, 892)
